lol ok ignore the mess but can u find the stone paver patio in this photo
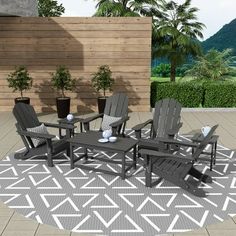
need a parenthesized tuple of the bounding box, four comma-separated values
(0, 110, 236, 236)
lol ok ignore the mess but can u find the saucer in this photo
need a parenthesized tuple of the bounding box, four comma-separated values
(98, 138, 109, 143)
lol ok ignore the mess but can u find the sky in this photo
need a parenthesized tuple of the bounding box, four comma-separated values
(57, 0, 236, 40)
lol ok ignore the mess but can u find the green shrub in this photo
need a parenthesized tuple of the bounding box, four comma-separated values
(151, 63, 170, 77)
(7, 66, 32, 98)
(51, 65, 76, 98)
(151, 63, 191, 78)
(228, 67, 236, 77)
(186, 49, 233, 80)
(151, 82, 204, 107)
(91, 65, 114, 97)
(150, 81, 158, 107)
(203, 81, 236, 107)
(176, 64, 192, 77)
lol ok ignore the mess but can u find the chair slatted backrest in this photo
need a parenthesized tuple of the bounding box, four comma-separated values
(13, 103, 41, 148)
(152, 98, 182, 138)
(104, 93, 128, 117)
(192, 125, 218, 160)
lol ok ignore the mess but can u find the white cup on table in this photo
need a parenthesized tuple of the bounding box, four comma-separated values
(201, 125, 211, 137)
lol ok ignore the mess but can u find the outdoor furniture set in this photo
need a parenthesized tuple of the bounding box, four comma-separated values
(13, 94, 219, 197)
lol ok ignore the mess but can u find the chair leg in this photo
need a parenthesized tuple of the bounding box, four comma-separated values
(214, 141, 217, 165)
(46, 140, 54, 167)
(66, 147, 70, 157)
(47, 153, 53, 167)
(84, 123, 90, 132)
(121, 122, 127, 137)
(145, 155, 152, 187)
(135, 130, 141, 139)
(210, 143, 214, 171)
(84, 148, 88, 160)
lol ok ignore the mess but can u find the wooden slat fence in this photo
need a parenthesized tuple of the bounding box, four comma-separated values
(0, 17, 152, 113)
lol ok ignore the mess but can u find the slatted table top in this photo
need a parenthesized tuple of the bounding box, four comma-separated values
(68, 131, 138, 152)
(58, 117, 84, 125)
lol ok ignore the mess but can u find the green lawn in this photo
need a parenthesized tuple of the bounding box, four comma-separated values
(151, 76, 236, 83)
(150, 76, 194, 83)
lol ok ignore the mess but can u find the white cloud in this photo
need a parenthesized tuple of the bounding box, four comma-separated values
(191, 0, 236, 39)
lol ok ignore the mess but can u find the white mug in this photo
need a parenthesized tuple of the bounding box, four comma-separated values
(201, 126, 211, 137)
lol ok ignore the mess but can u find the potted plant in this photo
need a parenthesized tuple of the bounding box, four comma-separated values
(51, 65, 76, 118)
(7, 66, 33, 104)
(91, 65, 114, 113)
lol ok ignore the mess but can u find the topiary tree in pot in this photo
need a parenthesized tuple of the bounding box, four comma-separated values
(7, 66, 33, 104)
(91, 65, 114, 113)
(51, 65, 76, 118)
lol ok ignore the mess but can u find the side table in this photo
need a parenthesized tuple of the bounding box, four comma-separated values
(58, 117, 84, 138)
(191, 133, 219, 171)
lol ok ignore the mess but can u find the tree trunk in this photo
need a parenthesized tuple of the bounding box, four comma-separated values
(170, 60, 176, 82)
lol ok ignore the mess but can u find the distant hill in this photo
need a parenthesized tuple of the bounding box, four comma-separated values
(202, 18, 236, 56)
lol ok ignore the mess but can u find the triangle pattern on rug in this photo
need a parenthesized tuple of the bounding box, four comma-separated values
(0, 130, 236, 235)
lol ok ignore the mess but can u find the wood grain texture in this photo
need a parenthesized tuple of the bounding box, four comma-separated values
(0, 17, 151, 112)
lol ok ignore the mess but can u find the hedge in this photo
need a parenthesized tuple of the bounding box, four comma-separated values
(203, 81, 236, 107)
(151, 81, 204, 107)
(151, 81, 236, 107)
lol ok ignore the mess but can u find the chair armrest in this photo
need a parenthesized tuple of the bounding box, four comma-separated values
(17, 130, 55, 140)
(110, 116, 129, 128)
(44, 122, 75, 130)
(132, 119, 153, 131)
(82, 113, 104, 124)
(156, 137, 199, 148)
(139, 148, 193, 164)
(167, 122, 183, 135)
(138, 138, 166, 150)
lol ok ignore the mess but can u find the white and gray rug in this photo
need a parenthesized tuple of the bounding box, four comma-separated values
(0, 130, 236, 236)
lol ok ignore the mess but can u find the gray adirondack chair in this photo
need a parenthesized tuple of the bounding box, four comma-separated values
(139, 124, 218, 197)
(82, 93, 129, 136)
(132, 98, 182, 151)
(13, 103, 75, 167)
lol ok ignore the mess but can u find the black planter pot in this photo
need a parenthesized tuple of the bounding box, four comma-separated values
(15, 97, 30, 104)
(97, 97, 107, 114)
(56, 97, 70, 118)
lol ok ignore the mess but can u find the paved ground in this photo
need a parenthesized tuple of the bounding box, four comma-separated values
(0, 111, 236, 236)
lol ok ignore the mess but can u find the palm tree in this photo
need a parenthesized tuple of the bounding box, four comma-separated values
(38, 0, 65, 17)
(152, 0, 205, 82)
(94, 0, 159, 16)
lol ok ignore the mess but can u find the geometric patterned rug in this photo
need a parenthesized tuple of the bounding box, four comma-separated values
(0, 130, 236, 235)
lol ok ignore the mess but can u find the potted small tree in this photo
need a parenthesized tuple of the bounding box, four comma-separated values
(7, 66, 33, 104)
(91, 65, 114, 113)
(51, 65, 76, 118)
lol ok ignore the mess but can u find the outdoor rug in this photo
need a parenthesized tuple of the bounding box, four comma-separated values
(0, 130, 236, 236)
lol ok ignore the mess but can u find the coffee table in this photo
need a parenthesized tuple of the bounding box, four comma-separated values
(68, 131, 138, 179)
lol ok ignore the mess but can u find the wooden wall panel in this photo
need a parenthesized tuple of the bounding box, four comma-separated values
(0, 17, 152, 112)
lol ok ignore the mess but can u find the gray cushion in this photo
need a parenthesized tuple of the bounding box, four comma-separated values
(26, 124, 49, 147)
(101, 114, 121, 131)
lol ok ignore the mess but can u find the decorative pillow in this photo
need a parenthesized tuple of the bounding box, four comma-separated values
(101, 114, 122, 131)
(26, 124, 49, 147)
